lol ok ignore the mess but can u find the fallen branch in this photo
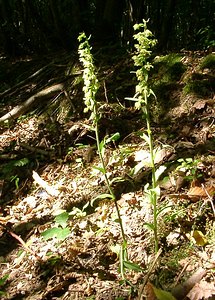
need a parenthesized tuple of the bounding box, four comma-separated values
(171, 267, 207, 299)
(19, 142, 52, 156)
(0, 83, 64, 123)
(0, 64, 53, 98)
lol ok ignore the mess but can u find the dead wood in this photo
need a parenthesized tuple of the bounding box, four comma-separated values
(0, 83, 64, 123)
(0, 64, 53, 98)
(171, 267, 207, 299)
(19, 142, 52, 156)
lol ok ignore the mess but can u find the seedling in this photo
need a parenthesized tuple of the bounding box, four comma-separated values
(41, 211, 70, 242)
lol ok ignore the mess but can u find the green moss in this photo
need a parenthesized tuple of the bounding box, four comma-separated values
(200, 54, 215, 70)
(183, 79, 214, 97)
(153, 53, 187, 82)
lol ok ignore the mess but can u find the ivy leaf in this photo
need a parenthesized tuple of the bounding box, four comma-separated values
(41, 227, 60, 240)
(56, 228, 70, 240)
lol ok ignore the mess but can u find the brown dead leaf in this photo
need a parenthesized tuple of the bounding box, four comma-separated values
(193, 100, 207, 110)
(187, 280, 215, 300)
(144, 282, 157, 300)
(170, 185, 215, 202)
(187, 186, 215, 198)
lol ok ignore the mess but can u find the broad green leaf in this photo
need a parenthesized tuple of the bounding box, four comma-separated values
(56, 227, 70, 240)
(42, 227, 70, 241)
(123, 261, 144, 272)
(54, 212, 69, 228)
(41, 227, 60, 240)
(152, 285, 176, 300)
(105, 132, 120, 143)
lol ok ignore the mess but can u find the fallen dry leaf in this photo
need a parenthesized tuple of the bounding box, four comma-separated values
(187, 186, 215, 198)
(193, 100, 207, 110)
(192, 230, 208, 246)
(169, 185, 215, 202)
(144, 282, 157, 300)
(187, 280, 215, 300)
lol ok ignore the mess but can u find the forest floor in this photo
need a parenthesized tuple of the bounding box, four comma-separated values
(0, 47, 214, 300)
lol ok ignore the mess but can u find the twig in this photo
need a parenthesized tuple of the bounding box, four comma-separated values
(201, 183, 215, 216)
(103, 81, 109, 103)
(0, 64, 53, 98)
(0, 222, 41, 261)
(137, 248, 162, 300)
(64, 89, 76, 112)
(175, 260, 190, 285)
(19, 142, 52, 156)
(171, 267, 206, 299)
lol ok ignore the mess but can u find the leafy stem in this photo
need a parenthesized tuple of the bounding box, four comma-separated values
(132, 20, 159, 252)
(78, 32, 127, 275)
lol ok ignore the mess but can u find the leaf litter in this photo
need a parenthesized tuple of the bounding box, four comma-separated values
(0, 50, 214, 299)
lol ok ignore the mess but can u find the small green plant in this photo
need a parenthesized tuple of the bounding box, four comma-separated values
(199, 54, 215, 70)
(1, 157, 29, 189)
(197, 27, 215, 50)
(41, 211, 70, 242)
(129, 20, 160, 252)
(176, 158, 202, 181)
(78, 32, 130, 279)
(183, 79, 212, 97)
(0, 274, 9, 296)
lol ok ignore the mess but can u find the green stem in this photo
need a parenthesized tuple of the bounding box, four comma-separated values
(144, 92, 158, 253)
(93, 104, 127, 245)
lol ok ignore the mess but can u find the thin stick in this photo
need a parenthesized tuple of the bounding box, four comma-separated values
(138, 248, 162, 300)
